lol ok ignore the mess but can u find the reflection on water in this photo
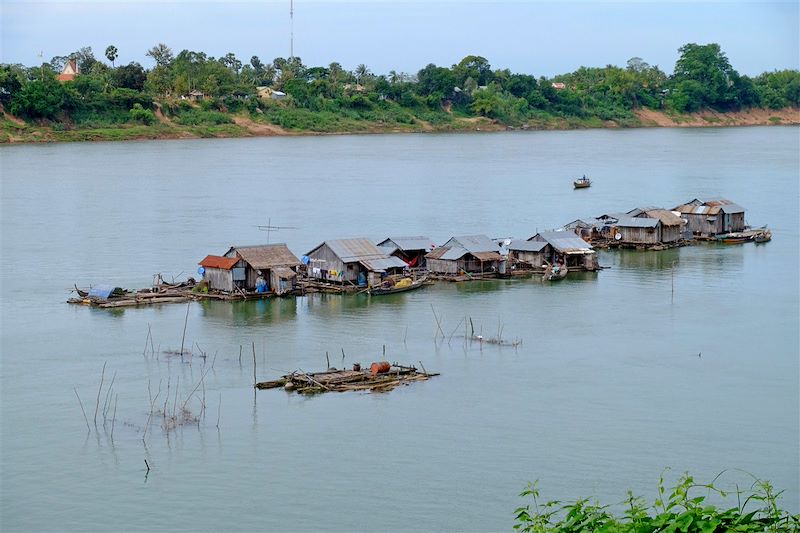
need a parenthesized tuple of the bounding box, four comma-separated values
(199, 296, 299, 325)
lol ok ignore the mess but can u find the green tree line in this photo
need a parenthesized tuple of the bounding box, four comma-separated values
(1, 42, 798, 130)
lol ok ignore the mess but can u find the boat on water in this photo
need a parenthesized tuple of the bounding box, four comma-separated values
(714, 226, 769, 244)
(543, 264, 568, 281)
(573, 175, 591, 189)
(368, 276, 429, 295)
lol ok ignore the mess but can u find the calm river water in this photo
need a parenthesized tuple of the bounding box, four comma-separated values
(1, 127, 798, 531)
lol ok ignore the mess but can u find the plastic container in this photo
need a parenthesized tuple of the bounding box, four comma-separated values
(370, 361, 391, 375)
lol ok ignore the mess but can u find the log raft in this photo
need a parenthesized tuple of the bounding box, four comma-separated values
(256, 363, 438, 394)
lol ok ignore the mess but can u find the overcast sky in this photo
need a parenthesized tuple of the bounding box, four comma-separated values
(2, 1, 798, 77)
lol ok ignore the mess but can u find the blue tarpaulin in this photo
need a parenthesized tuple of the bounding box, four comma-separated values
(88, 284, 118, 300)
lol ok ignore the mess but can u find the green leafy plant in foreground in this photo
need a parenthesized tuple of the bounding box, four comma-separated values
(514, 471, 800, 532)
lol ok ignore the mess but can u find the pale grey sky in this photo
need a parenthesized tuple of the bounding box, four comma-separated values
(1, 1, 798, 77)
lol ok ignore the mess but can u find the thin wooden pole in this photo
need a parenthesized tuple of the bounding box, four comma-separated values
(93, 361, 106, 427)
(252, 341, 257, 386)
(180, 303, 190, 359)
(74, 387, 91, 433)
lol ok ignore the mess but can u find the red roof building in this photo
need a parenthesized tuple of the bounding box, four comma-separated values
(57, 59, 79, 82)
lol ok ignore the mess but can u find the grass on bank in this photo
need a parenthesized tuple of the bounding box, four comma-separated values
(514, 471, 800, 532)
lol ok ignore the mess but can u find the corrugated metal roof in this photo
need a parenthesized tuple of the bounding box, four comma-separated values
(360, 256, 408, 272)
(425, 235, 500, 261)
(325, 238, 389, 262)
(627, 206, 663, 216)
(508, 240, 548, 252)
(532, 231, 594, 254)
(675, 199, 745, 214)
(448, 235, 500, 253)
(376, 236, 435, 252)
(228, 244, 300, 270)
(614, 216, 660, 228)
(199, 255, 240, 270)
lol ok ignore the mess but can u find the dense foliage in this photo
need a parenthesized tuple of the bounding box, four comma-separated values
(514, 472, 800, 532)
(1, 42, 798, 133)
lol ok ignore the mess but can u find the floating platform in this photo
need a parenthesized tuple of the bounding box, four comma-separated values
(256, 363, 438, 394)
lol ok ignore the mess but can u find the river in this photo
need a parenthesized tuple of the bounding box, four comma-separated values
(1, 127, 798, 531)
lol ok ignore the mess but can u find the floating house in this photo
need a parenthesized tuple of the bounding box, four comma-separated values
(198, 254, 245, 293)
(673, 198, 745, 237)
(507, 240, 549, 271)
(305, 238, 407, 287)
(200, 243, 300, 295)
(528, 231, 598, 270)
(425, 235, 503, 276)
(628, 208, 686, 243)
(602, 214, 662, 245)
(376, 236, 435, 269)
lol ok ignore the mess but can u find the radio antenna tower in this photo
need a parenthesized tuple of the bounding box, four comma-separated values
(289, 0, 294, 60)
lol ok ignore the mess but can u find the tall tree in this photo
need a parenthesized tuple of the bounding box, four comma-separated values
(105, 45, 118, 67)
(71, 46, 98, 73)
(146, 43, 174, 67)
(671, 43, 739, 110)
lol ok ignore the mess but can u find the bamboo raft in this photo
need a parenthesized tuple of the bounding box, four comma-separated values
(256, 363, 438, 394)
(68, 288, 193, 308)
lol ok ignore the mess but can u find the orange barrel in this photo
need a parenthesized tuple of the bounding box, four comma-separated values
(370, 361, 391, 375)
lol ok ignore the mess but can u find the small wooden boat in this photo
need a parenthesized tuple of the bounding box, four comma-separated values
(573, 175, 591, 189)
(543, 264, 568, 281)
(755, 230, 772, 243)
(714, 227, 768, 244)
(369, 276, 428, 295)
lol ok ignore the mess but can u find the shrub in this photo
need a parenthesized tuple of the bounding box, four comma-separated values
(514, 471, 800, 532)
(129, 103, 156, 125)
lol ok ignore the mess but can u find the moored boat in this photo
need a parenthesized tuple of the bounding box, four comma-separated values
(369, 276, 429, 295)
(543, 264, 568, 281)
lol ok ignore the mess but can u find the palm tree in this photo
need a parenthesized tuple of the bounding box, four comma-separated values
(389, 70, 399, 84)
(105, 45, 118, 68)
(354, 63, 370, 84)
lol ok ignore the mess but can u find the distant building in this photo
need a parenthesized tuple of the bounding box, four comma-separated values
(305, 238, 407, 287)
(673, 198, 746, 236)
(200, 244, 300, 295)
(507, 240, 549, 271)
(528, 231, 598, 270)
(256, 87, 287, 100)
(551, 82, 566, 90)
(425, 235, 503, 276)
(376, 236, 435, 269)
(628, 208, 686, 243)
(57, 59, 79, 82)
(188, 90, 205, 101)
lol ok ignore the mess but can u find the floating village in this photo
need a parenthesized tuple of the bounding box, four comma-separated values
(69, 195, 770, 393)
(69, 195, 769, 309)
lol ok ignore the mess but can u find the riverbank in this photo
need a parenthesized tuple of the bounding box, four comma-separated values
(1, 106, 797, 144)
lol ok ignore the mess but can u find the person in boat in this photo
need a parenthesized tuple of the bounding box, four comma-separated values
(255, 271, 267, 293)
